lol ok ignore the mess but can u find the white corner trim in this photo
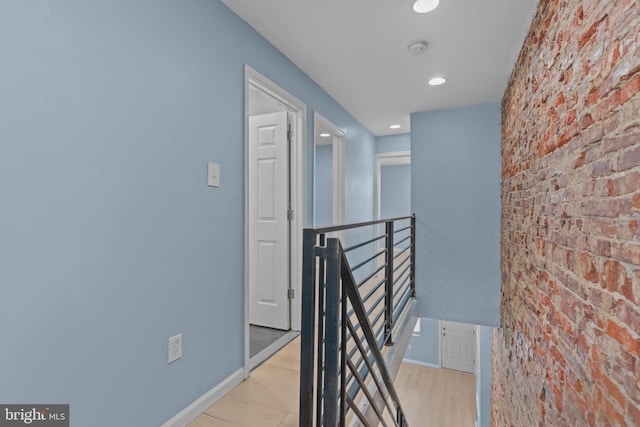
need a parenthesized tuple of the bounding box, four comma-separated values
(161, 368, 244, 427)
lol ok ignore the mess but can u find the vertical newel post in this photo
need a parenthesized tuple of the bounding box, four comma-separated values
(410, 214, 416, 297)
(323, 238, 341, 426)
(316, 233, 327, 425)
(385, 220, 394, 345)
(340, 241, 347, 427)
(300, 229, 316, 425)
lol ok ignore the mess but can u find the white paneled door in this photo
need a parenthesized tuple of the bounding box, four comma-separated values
(441, 321, 476, 373)
(248, 112, 291, 330)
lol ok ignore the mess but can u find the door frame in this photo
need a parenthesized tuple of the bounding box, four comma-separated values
(313, 111, 345, 227)
(243, 66, 306, 376)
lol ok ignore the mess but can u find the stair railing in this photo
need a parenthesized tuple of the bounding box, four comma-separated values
(300, 215, 415, 426)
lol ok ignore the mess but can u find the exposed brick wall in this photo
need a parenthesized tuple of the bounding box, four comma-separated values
(494, 0, 640, 425)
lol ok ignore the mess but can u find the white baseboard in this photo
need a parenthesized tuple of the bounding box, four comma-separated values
(402, 358, 440, 369)
(161, 368, 244, 427)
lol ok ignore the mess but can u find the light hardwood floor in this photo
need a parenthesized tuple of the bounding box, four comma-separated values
(394, 362, 476, 427)
(188, 338, 300, 427)
(188, 337, 476, 427)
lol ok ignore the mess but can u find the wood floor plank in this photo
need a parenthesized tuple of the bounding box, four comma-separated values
(225, 376, 300, 416)
(394, 362, 476, 427)
(203, 390, 290, 426)
(187, 414, 237, 427)
(277, 413, 297, 427)
(194, 334, 476, 427)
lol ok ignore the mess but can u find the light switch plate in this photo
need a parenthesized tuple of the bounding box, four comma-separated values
(208, 162, 220, 187)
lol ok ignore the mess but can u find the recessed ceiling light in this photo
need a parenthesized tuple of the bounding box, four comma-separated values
(413, 0, 439, 14)
(320, 133, 331, 137)
(428, 77, 447, 86)
(389, 124, 402, 129)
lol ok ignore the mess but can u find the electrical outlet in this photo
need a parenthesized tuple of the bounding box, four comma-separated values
(168, 333, 182, 364)
(207, 162, 220, 187)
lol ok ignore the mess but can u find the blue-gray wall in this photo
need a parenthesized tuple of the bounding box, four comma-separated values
(404, 318, 440, 366)
(381, 165, 411, 219)
(314, 144, 333, 226)
(376, 133, 410, 154)
(0, 1, 376, 425)
(410, 103, 501, 326)
(477, 326, 493, 427)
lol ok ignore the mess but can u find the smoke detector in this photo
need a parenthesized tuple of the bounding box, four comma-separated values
(407, 41, 428, 56)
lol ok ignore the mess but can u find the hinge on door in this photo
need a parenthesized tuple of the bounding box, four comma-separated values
(288, 289, 295, 299)
(287, 209, 295, 220)
(287, 124, 292, 143)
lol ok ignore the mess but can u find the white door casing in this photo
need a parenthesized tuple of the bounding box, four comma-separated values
(441, 320, 476, 373)
(244, 65, 306, 377)
(248, 111, 290, 330)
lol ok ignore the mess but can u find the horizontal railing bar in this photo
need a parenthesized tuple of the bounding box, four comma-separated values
(344, 234, 386, 253)
(393, 244, 411, 261)
(357, 264, 387, 290)
(393, 282, 410, 310)
(346, 319, 396, 418)
(346, 358, 389, 427)
(393, 274, 411, 300)
(368, 294, 387, 320)
(351, 249, 386, 272)
(392, 253, 411, 274)
(347, 276, 384, 319)
(306, 215, 414, 235)
(371, 307, 386, 337)
(347, 320, 374, 395)
(394, 224, 412, 234)
(346, 395, 369, 426)
(393, 235, 412, 247)
(375, 321, 386, 345)
(393, 286, 413, 322)
(346, 351, 373, 391)
(350, 294, 386, 337)
(393, 261, 412, 284)
(346, 358, 372, 398)
(363, 282, 386, 307)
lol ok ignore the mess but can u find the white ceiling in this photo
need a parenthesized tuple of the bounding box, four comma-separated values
(224, 0, 537, 136)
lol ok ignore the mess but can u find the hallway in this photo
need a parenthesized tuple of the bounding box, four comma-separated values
(187, 337, 475, 426)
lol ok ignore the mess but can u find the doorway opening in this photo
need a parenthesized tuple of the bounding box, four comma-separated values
(313, 112, 345, 229)
(375, 151, 411, 255)
(244, 66, 306, 372)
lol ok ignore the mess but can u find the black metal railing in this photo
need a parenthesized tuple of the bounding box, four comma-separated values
(300, 215, 416, 426)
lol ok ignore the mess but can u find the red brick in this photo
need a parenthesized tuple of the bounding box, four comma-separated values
(601, 260, 621, 292)
(495, 0, 640, 425)
(629, 402, 640, 425)
(601, 374, 627, 410)
(579, 20, 600, 50)
(619, 145, 640, 171)
(605, 320, 640, 357)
